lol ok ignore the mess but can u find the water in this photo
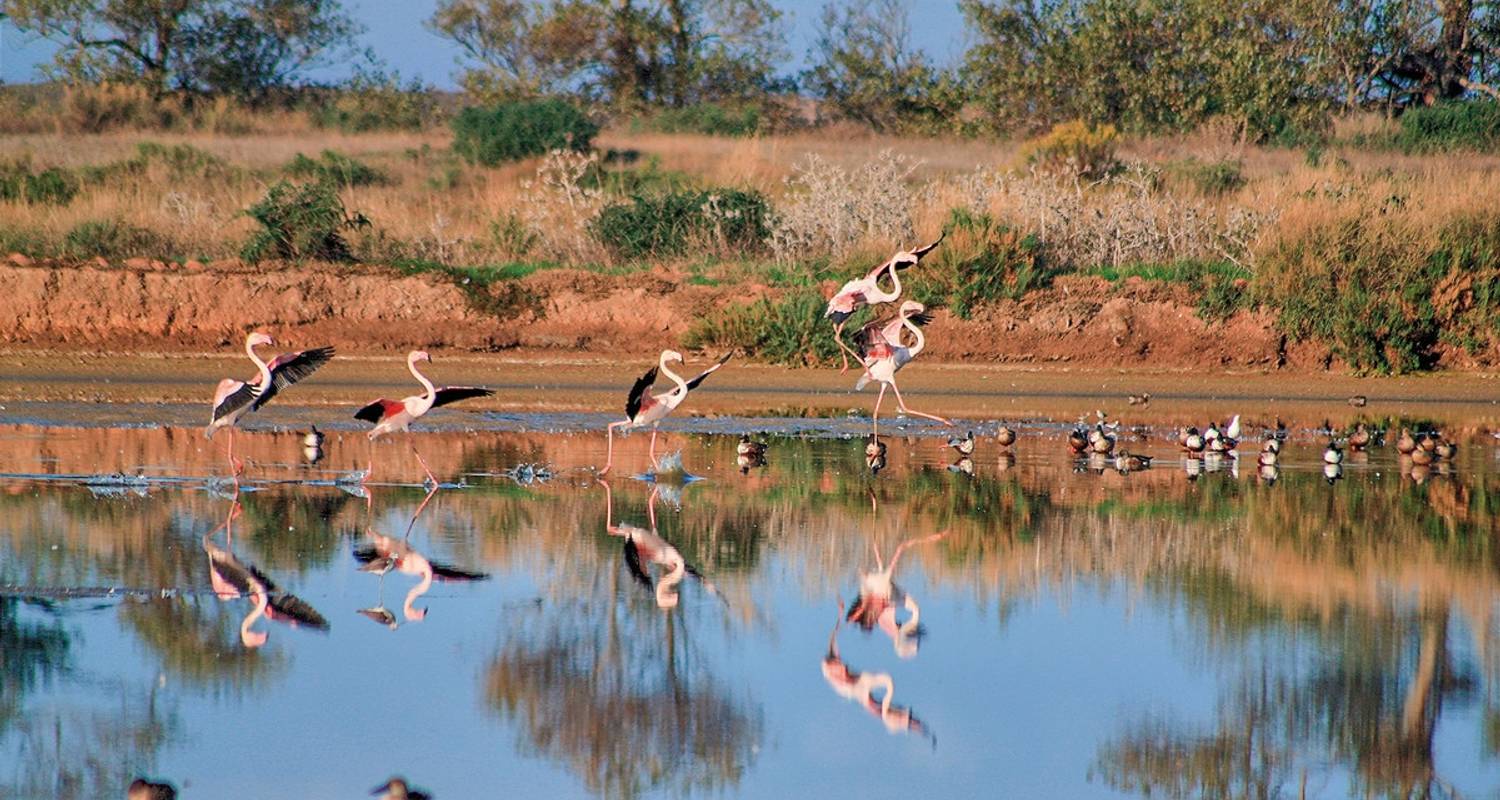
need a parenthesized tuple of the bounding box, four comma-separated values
(1, 421, 1498, 799)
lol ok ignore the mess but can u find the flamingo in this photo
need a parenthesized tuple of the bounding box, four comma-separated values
(821, 603, 934, 742)
(846, 531, 947, 658)
(601, 479, 723, 609)
(825, 235, 944, 373)
(371, 777, 432, 800)
(205, 331, 334, 477)
(354, 350, 494, 485)
(599, 349, 732, 476)
(354, 526, 489, 623)
(202, 503, 330, 647)
(853, 300, 951, 435)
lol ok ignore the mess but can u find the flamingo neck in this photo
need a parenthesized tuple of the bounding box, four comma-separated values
(883, 261, 903, 301)
(900, 594, 920, 635)
(246, 337, 272, 389)
(408, 355, 436, 402)
(659, 353, 688, 395)
(240, 591, 269, 647)
(901, 311, 926, 357)
(872, 672, 895, 713)
(656, 558, 686, 608)
(404, 566, 433, 621)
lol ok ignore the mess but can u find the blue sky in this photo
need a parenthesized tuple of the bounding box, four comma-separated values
(0, 0, 968, 87)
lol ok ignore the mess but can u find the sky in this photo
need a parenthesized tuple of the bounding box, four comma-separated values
(0, 0, 969, 88)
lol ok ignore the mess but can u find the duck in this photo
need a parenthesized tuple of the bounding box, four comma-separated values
(995, 424, 1017, 448)
(1396, 428, 1417, 454)
(128, 778, 178, 800)
(1348, 395, 1368, 407)
(1348, 422, 1372, 451)
(1434, 438, 1456, 460)
(947, 457, 974, 475)
(1410, 446, 1435, 466)
(1113, 450, 1152, 473)
(1127, 392, 1151, 406)
(1180, 426, 1205, 454)
(302, 425, 325, 449)
(371, 776, 432, 800)
(1420, 433, 1438, 453)
(1262, 436, 1282, 455)
(1067, 424, 1090, 455)
(1088, 424, 1116, 455)
(947, 431, 975, 456)
(1323, 440, 1344, 465)
(736, 435, 767, 459)
(865, 435, 888, 474)
(1324, 462, 1344, 484)
(1257, 447, 1278, 467)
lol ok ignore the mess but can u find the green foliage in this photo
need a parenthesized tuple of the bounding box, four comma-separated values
(62, 219, 172, 259)
(684, 290, 840, 366)
(928, 208, 1052, 318)
(1020, 121, 1119, 178)
(0, 161, 79, 205)
(1395, 101, 1500, 153)
(79, 141, 229, 183)
(451, 99, 598, 166)
(389, 259, 544, 319)
(1083, 260, 1252, 284)
(241, 180, 369, 263)
(285, 150, 389, 187)
(635, 103, 763, 136)
(593, 189, 769, 259)
(1196, 276, 1250, 324)
(0, 225, 54, 255)
(308, 72, 441, 132)
(1167, 158, 1246, 197)
(588, 154, 697, 196)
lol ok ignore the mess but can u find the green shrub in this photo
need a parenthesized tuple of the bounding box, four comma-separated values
(309, 74, 441, 132)
(0, 225, 54, 254)
(286, 150, 389, 187)
(451, 99, 597, 166)
(0, 161, 79, 205)
(1196, 276, 1250, 323)
(80, 141, 229, 183)
(636, 103, 762, 136)
(926, 208, 1051, 318)
(1395, 101, 1500, 153)
(1020, 120, 1119, 178)
(593, 188, 769, 259)
(241, 181, 370, 263)
(63, 219, 171, 259)
(684, 290, 839, 366)
(1168, 158, 1246, 197)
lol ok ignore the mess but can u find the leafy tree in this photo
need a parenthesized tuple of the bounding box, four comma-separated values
(427, 0, 786, 108)
(1, 0, 365, 101)
(800, 0, 963, 133)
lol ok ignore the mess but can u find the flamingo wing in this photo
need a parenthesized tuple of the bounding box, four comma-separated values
(431, 386, 494, 409)
(430, 561, 491, 581)
(252, 346, 335, 410)
(625, 366, 658, 419)
(354, 398, 405, 424)
(909, 231, 945, 260)
(266, 591, 331, 630)
(684, 352, 733, 391)
(210, 379, 256, 425)
(622, 537, 654, 590)
(855, 318, 894, 359)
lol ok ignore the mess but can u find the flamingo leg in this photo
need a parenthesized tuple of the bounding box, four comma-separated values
(872, 383, 887, 437)
(412, 445, 438, 487)
(888, 532, 949, 573)
(648, 486, 660, 529)
(403, 485, 439, 539)
(226, 428, 245, 480)
(649, 426, 660, 466)
(889, 379, 952, 426)
(363, 437, 375, 485)
(600, 420, 630, 476)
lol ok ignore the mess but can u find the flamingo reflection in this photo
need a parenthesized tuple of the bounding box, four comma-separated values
(846, 531, 947, 658)
(353, 489, 489, 624)
(600, 478, 723, 609)
(822, 603, 934, 744)
(202, 501, 330, 648)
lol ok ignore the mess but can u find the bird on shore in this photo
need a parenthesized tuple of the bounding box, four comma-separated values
(371, 777, 432, 800)
(1127, 393, 1151, 406)
(825, 235, 943, 374)
(128, 778, 177, 800)
(1179, 426, 1205, 455)
(855, 301, 952, 435)
(599, 349, 731, 476)
(354, 350, 493, 485)
(1323, 440, 1344, 465)
(995, 424, 1017, 447)
(947, 431, 975, 456)
(1348, 395, 1368, 407)
(205, 331, 334, 477)
(1348, 422, 1372, 451)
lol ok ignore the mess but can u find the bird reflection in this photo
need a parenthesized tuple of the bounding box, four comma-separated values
(202, 501, 330, 648)
(371, 776, 432, 800)
(846, 530, 947, 659)
(353, 488, 490, 625)
(127, 777, 178, 800)
(736, 435, 768, 474)
(865, 434, 887, 475)
(822, 603, 934, 744)
(600, 479, 723, 610)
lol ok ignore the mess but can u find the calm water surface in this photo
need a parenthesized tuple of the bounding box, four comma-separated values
(1, 420, 1498, 799)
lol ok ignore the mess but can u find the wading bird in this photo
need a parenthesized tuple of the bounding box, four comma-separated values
(825, 235, 944, 373)
(354, 529, 489, 623)
(205, 331, 334, 477)
(599, 350, 731, 476)
(854, 301, 951, 435)
(354, 351, 493, 484)
(845, 531, 947, 658)
(600, 480, 722, 609)
(822, 603, 933, 743)
(202, 502, 329, 647)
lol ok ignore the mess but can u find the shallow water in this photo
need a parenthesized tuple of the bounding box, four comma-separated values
(2, 421, 1499, 799)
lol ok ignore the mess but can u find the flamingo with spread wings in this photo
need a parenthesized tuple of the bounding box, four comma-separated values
(354, 350, 493, 484)
(598, 349, 731, 476)
(205, 331, 334, 477)
(825, 235, 944, 373)
(600, 479, 723, 609)
(202, 502, 330, 647)
(853, 300, 951, 435)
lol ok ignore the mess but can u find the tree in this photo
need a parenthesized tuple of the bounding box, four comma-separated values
(799, 0, 963, 133)
(427, 0, 786, 108)
(1, 0, 364, 100)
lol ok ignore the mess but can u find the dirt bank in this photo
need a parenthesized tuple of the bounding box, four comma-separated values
(0, 258, 1489, 372)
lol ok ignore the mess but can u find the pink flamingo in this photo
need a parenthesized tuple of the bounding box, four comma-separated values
(822, 603, 934, 742)
(825, 235, 944, 373)
(355, 529, 489, 623)
(599, 349, 731, 476)
(206, 331, 334, 477)
(854, 300, 951, 434)
(846, 531, 947, 658)
(600, 479, 723, 609)
(354, 350, 493, 484)
(202, 502, 329, 647)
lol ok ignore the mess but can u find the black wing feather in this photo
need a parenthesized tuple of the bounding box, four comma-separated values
(622, 536, 653, 590)
(431, 562, 491, 581)
(353, 400, 390, 424)
(625, 366, 658, 419)
(684, 352, 732, 391)
(909, 231, 945, 260)
(268, 592, 330, 630)
(431, 386, 494, 409)
(253, 346, 335, 410)
(211, 383, 257, 424)
(909, 311, 934, 327)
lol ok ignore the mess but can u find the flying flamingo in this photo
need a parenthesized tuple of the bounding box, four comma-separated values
(853, 301, 951, 435)
(599, 349, 732, 476)
(205, 331, 334, 477)
(600, 479, 723, 609)
(354, 350, 494, 485)
(825, 235, 944, 373)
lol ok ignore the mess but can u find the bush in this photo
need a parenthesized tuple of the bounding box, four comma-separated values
(309, 74, 441, 132)
(60, 82, 181, 133)
(1395, 101, 1500, 153)
(1168, 158, 1246, 197)
(929, 208, 1051, 318)
(80, 142, 229, 184)
(684, 290, 839, 366)
(63, 219, 172, 259)
(286, 150, 389, 187)
(241, 181, 370, 262)
(0, 160, 79, 205)
(594, 188, 769, 259)
(635, 103, 762, 136)
(1020, 120, 1119, 178)
(451, 99, 598, 167)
